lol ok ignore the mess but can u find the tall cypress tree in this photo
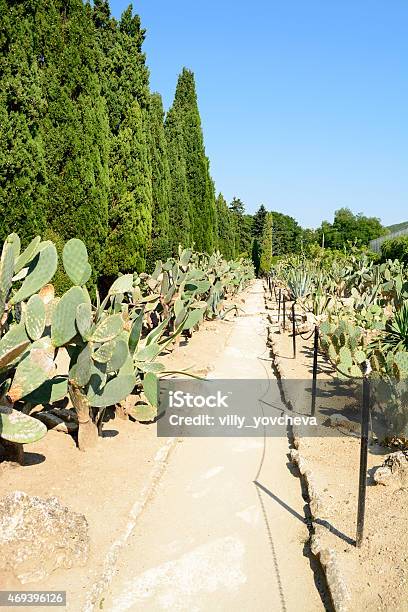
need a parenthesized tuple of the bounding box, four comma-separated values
(259, 212, 273, 275)
(93, 2, 152, 276)
(164, 105, 192, 252)
(0, 0, 47, 241)
(170, 68, 216, 253)
(38, 0, 110, 277)
(147, 92, 171, 267)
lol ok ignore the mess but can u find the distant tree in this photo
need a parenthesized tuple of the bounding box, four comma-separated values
(229, 197, 245, 216)
(259, 212, 273, 275)
(215, 193, 235, 259)
(229, 197, 252, 256)
(240, 215, 254, 257)
(271, 212, 302, 255)
(252, 204, 267, 238)
(317, 208, 386, 249)
(252, 239, 261, 276)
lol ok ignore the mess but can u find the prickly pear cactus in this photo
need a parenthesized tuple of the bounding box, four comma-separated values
(320, 319, 367, 378)
(0, 409, 47, 444)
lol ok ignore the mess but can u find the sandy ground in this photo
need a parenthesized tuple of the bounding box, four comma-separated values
(102, 281, 328, 612)
(265, 287, 408, 611)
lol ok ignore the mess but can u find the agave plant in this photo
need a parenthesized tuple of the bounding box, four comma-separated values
(286, 268, 314, 301)
(381, 303, 408, 353)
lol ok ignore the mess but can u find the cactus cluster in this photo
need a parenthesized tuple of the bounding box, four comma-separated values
(0, 232, 254, 451)
(319, 320, 367, 378)
(274, 250, 408, 440)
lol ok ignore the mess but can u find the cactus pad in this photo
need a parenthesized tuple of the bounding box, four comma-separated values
(62, 239, 92, 286)
(0, 409, 47, 444)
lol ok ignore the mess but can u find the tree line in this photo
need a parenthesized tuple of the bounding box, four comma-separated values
(0, 0, 238, 286)
(0, 1, 388, 283)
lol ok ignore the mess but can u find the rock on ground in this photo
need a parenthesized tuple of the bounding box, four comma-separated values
(0, 490, 89, 584)
(373, 450, 408, 487)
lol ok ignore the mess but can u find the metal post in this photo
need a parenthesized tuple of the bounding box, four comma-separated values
(283, 297, 286, 330)
(292, 302, 296, 358)
(356, 374, 370, 547)
(278, 289, 282, 322)
(311, 326, 319, 416)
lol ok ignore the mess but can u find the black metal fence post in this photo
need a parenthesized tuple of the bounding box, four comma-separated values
(283, 297, 286, 330)
(292, 302, 296, 358)
(311, 325, 319, 416)
(356, 373, 370, 547)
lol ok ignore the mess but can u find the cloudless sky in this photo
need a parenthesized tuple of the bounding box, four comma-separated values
(109, 0, 408, 229)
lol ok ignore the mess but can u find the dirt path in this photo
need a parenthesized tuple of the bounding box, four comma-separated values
(102, 281, 327, 612)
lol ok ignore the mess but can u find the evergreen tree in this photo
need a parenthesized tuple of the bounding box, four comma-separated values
(39, 0, 110, 277)
(229, 197, 245, 216)
(252, 204, 267, 238)
(171, 68, 216, 252)
(93, 2, 152, 276)
(228, 197, 253, 257)
(259, 212, 273, 275)
(164, 105, 192, 252)
(252, 239, 261, 276)
(147, 92, 171, 267)
(0, 0, 47, 241)
(215, 193, 235, 259)
(240, 215, 254, 256)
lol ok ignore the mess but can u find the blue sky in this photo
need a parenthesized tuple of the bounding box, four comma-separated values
(110, 0, 408, 229)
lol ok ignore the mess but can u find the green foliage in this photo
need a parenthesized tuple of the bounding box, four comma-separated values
(0, 1, 47, 243)
(148, 93, 171, 262)
(318, 208, 386, 250)
(271, 212, 303, 256)
(252, 205, 267, 239)
(42, 229, 73, 296)
(171, 68, 217, 253)
(259, 213, 273, 276)
(39, 0, 110, 278)
(228, 198, 253, 257)
(215, 194, 236, 260)
(382, 303, 408, 353)
(164, 105, 193, 252)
